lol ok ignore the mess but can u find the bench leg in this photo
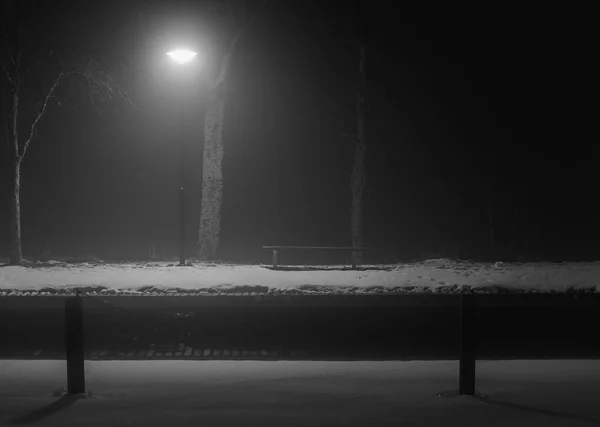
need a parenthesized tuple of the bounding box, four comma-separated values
(351, 250, 361, 269)
(459, 295, 477, 395)
(273, 250, 278, 269)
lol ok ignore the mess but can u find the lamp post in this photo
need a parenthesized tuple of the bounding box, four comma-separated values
(167, 48, 197, 266)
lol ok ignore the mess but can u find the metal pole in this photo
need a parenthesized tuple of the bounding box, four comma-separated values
(459, 294, 477, 395)
(65, 290, 85, 394)
(179, 111, 186, 266)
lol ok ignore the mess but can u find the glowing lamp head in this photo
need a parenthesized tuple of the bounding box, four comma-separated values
(167, 49, 198, 65)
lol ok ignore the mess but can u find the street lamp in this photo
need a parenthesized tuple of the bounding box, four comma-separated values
(167, 49, 197, 65)
(167, 48, 198, 266)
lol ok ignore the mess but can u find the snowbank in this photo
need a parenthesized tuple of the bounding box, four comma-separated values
(1, 259, 600, 294)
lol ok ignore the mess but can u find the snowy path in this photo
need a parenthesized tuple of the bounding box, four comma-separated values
(1, 259, 600, 294)
(1, 360, 600, 426)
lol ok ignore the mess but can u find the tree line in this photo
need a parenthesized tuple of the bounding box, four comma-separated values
(1, 0, 368, 265)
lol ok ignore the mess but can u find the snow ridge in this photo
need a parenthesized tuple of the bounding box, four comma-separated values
(1, 258, 600, 294)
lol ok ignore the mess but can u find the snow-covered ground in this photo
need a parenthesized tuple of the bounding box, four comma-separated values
(1, 359, 599, 426)
(1, 258, 600, 294)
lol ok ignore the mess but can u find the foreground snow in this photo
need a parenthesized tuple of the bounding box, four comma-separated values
(1, 258, 600, 294)
(1, 359, 599, 426)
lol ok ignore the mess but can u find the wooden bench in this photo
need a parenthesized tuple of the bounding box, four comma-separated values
(262, 246, 368, 269)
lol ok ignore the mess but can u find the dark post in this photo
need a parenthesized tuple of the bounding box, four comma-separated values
(65, 290, 85, 394)
(459, 294, 477, 395)
(179, 113, 186, 266)
(273, 249, 278, 269)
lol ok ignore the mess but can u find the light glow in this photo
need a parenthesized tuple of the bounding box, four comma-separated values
(167, 49, 198, 65)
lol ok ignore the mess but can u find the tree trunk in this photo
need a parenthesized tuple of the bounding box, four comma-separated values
(197, 53, 230, 260)
(8, 158, 23, 265)
(7, 81, 23, 265)
(351, 42, 366, 266)
(486, 140, 496, 260)
(487, 190, 496, 260)
(195, 0, 267, 260)
(198, 97, 225, 260)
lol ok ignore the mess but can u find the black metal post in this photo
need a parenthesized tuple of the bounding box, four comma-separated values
(179, 113, 186, 266)
(459, 294, 477, 395)
(65, 290, 85, 394)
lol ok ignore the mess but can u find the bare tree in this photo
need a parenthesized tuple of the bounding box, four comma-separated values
(1, 0, 133, 265)
(350, 40, 367, 265)
(486, 133, 496, 260)
(340, 1, 367, 266)
(197, 0, 268, 260)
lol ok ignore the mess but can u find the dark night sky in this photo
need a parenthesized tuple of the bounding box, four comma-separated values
(1, 1, 599, 262)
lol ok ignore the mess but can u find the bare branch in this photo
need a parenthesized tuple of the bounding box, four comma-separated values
(75, 56, 144, 115)
(88, 91, 99, 111)
(4, 33, 22, 86)
(20, 71, 67, 159)
(0, 57, 15, 86)
(19, 56, 44, 81)
(226, 0, 237, 29)
(229, 0, 268, 52)
(239, 0, 247, 25)
(4, 32, 16, 66)
(20, 52, 140, 159)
